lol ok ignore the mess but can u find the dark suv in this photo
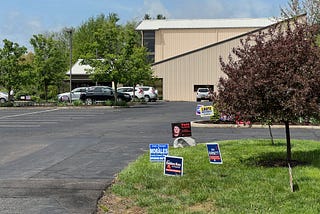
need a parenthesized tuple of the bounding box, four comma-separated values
(80, 86, 131, 105)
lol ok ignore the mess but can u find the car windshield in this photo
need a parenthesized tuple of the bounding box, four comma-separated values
(198, 88, 209, 92)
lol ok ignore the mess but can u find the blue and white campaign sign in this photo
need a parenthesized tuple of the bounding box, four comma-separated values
(164, 156, 183, 176)
(206, 143, 223, 164)
(149, 144, 169, 162)
(200, 105, 214, 117)
(196, 104, 204, 115)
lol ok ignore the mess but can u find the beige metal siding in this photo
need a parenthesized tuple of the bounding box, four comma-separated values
(154, 27, 259, 62)
(151, 16, 307, 102)
(153, 35, 246, 101)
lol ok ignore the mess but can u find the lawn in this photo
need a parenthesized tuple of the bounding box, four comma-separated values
(97, 139, 320, 213)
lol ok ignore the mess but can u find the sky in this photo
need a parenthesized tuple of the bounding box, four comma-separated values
(0, 0, 289, 51)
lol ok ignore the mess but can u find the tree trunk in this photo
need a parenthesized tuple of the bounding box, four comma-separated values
(284, 120, 291, 163)
(268, 124, 275, 145)
(8, 88, 13, 104)
(44, 84, 48, 102)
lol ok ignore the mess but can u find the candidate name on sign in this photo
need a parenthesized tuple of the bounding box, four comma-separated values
(149, 144, 169, 162)
(164, 156, 183, 176)
(207, 143, 223, 164)
(200, 105, 214, 117)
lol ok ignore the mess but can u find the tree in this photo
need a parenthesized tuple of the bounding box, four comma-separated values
(0, 39, 28, 103)
(156, 14, 166, 19)
(84, 14, 152, 101)
(144, 13, 166, 20)
(281, 0, 320, 24)
(30, 34, 68, 101)
(216, 21, 320, 163)
(121, 22, 152, 98)
(125, 47, 153, 99)
(73, 14, 113, 61)
(144, 14, 152, 20)
(84, 13, 123, 98)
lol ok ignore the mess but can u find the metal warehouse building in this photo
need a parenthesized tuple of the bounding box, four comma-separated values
(136, 18, 277, 101)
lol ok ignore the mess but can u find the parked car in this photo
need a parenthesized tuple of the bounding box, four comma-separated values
(57, 87, 88, 102)
(196, 88, 213, 101)
(117, 87, 145, 99)
(0, 92, 9, 103)
(80, 86, 131, 105)
(140, 86, 158, 102)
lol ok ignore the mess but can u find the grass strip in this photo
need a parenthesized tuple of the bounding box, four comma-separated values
(101, 139, 320, 213)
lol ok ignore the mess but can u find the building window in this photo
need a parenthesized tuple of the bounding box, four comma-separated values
(143, 31, 155, 62)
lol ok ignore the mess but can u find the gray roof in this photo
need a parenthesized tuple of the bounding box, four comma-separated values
(66, 59, 93, 75)
(136, 18, 276, 30)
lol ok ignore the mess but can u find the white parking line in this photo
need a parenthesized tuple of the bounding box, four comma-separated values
(0, 125, 41, 128)
(0, 108, 60, 119)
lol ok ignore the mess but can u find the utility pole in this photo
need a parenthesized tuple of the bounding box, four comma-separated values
(65, 28, 73, 103)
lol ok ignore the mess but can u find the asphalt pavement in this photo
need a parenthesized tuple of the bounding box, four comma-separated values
(0, 102, 319, 213)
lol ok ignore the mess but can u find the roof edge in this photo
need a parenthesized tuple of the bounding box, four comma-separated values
(152, 14, 307, 66)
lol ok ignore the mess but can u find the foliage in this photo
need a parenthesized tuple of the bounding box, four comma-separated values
(72, 100, 83, 106)
(209, 104, 221, 122)
(81, 13, 153, 99)
(104, 100, 113, 106)
(281, 0, 320, 24)
(72, 14, 110, 61)
(144, 14, 167, 20)
(30, 34, 68, 101)
(216, 20, 320, 162)
(0, 39, 28, 102)
(102, 140, 320, 213)
(103, 100, 128, 107)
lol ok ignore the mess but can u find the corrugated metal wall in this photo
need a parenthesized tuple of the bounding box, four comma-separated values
(155, 27, 257, 62)
(153, 35, 246, 101)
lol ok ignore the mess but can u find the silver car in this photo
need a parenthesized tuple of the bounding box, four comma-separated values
(117, 87, 145, 99)
(140, 86, 158, 102)
(196, 88, 213, 101)
(57, 87, 87, 102)
(0, 92, 8, 103)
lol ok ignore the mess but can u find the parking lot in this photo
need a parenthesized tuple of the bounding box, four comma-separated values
(0, 102, 319, 213)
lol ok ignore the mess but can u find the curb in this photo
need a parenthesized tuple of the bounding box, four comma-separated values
(191, 121, 320, 129)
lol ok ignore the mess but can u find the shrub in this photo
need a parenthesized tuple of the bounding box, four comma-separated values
(72, 100, 83, 106)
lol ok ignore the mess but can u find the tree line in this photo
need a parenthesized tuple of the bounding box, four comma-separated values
(0, 13, 153, 103)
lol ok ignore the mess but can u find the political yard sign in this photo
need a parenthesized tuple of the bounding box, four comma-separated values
(206, 143, 223, 164)
(171, 122, 192, 138)
(199, 105, 214, 117)
(149, 144, 169, 162)
(196, 104, 204, 115)
(164, 156, 183, 176)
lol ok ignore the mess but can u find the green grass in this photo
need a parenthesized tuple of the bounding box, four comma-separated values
(109, 139, 320, 213)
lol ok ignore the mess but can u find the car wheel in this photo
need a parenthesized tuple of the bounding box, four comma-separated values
(60, 96, 70, 102)
(0, 98, 6, 104)
(116, 97, 123, 102)
(144, 95, 150, 102)
(196, 98, 201, 102)
(85, 98, 93, 105)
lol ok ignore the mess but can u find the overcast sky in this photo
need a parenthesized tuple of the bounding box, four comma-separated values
(0, 0, 289, 50)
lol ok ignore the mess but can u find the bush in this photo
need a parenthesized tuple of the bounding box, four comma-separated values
(72, 100, 83, 106)
(104, 100, 114, 106)
(114, 100, 128, 107)
(0, 102, 14, 107)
